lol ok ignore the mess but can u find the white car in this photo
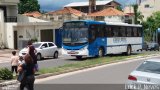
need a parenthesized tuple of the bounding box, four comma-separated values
(127, 59, 160, 89)
(19, 42, 59, 60)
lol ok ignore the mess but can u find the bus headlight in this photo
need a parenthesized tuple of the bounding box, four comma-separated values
(81, 46, 88, 51)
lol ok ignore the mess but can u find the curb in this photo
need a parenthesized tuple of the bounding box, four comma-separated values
(0, 54, 160, 87)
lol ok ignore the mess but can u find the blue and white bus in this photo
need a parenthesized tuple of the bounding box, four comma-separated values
(62, 20, 143, 59)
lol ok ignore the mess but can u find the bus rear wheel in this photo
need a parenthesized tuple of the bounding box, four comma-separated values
(98, 48, 104, 57)
(76, 56, 82, 60)
(126, 46, 131, 55)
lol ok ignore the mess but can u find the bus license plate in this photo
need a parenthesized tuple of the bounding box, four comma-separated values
(68, 51, 78, 54)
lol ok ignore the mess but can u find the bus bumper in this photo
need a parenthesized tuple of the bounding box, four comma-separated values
(62, 48, 89, 56)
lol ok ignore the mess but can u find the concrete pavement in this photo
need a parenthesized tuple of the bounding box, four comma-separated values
(0, 49, 19, 64)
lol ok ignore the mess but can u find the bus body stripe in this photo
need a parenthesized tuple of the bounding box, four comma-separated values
(107, 43, 142, 47)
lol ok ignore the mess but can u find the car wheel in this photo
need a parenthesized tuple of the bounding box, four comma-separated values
(53, 51, 58, 59)
(37, 53, 42, 61)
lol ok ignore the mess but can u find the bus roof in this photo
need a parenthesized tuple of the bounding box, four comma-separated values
(105, 22, 142, 27)
(64, 20, 142, 27)
(64, 20, 106, 25)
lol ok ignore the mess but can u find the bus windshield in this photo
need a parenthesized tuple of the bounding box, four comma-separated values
(63, 22, 88, 46)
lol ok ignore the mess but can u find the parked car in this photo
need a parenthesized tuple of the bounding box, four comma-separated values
(139, 42, 148, 51)
(127, 59, 160, 85)
(148, 42, 159, 51)
(19, 42, 59, 60)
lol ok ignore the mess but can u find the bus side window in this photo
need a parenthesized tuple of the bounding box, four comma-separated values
(105, 26, 113, 37)
(89, 25, 96, 42)
(113, 26, 119, 37)
(95, 24, 104, 37)
(137, 27, 142, 37)
(126, 27, 132, 37)
(119, 26, 126, 37)
(133, 27, 138, 37)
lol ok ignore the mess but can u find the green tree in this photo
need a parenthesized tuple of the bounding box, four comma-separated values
(133, 4, 138, 24)
(18, 0, 40, 14)
(132, 4, 144, 24)
(116, 6, 122, 11)
(142, 11, 160, 41)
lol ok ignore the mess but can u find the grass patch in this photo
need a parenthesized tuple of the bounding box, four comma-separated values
(38, 52, 160, 75)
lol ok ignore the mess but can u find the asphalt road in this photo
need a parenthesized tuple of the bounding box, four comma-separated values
(0, 50, 158, 70)
(36, 57, 146, 84)
(31, 57, 159, 90)
(0, 55, 78, 69)
(2, 56, 160, 90)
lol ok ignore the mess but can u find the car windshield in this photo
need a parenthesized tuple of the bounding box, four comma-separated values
(136, 61, 160, 74)
(33, 43, 41, 48)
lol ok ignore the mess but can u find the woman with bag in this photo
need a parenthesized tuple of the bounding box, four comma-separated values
(27, 40, 38, 71)
(18, 54, 35, 90)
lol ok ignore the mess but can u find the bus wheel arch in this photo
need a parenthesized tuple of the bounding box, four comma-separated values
(126, 45, 132, 55)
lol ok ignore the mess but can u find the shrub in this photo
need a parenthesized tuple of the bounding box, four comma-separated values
(0, 68, 13, 80)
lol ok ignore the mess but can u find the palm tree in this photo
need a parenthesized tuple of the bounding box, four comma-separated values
(133, 4, 144, 24)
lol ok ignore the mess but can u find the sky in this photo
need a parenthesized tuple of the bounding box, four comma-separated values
(38, 0, 136, 12)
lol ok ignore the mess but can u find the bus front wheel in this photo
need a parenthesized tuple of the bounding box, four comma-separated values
(98, 48, 104, 57)
(76, 56, 82, 60)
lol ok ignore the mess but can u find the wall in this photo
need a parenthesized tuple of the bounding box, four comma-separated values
(138, 0, 160, 20)
(15, 24, 57, 49)
(18, 14, 49, 22)
(105, 16, 124, 23)
(0, 0, 19, 5)
(6, 5, 18, 16)
(0, 9, 5, 45)
(5, 23, 17, 49)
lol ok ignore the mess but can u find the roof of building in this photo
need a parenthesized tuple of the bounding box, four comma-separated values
(88, 7, 125, 16)
(64, 0, 120, 7)
(47, 7, 84, 16)
(23, 11, 42, 18)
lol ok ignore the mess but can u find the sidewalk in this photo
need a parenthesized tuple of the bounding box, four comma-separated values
(0, 49, 19, 58)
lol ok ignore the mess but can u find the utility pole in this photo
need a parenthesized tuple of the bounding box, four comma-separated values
(89, 0, 96, 14)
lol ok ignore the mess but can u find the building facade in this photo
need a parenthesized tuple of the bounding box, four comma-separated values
(138, 0, 160, 20)
(41, 7, 86, 22)
(64, 0, 121, 13)
(88, 7, 125, 23)
(0, 0, 57, 49)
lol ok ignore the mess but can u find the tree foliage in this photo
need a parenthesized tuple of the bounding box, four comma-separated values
(18, 0, 40, 14)
(133, 4, 144, 24)
(142, 11, 160, 41)
(116, 6, 122, 11)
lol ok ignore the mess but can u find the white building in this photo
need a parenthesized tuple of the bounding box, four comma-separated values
(0, 0, 57, 49)
(88, 7, 125, 23)
(138, 0, 160, 20)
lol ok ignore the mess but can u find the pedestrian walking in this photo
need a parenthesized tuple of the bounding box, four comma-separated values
(11, 51, 19, 75)
(27, 40, 39, 71)
(18, 54, 35, 90)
